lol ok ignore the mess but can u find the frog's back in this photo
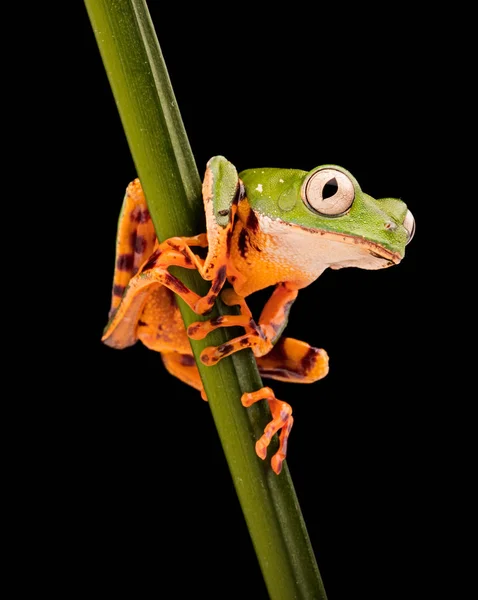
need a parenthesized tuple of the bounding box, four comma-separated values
(239, 168, 307, 219)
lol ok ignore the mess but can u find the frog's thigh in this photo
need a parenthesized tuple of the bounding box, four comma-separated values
(256, 337, 329, 383)
(109, 179, 157, 318)
(160, 352, 206, 399)
(132, 288, 206, 399)
(135, 287, 190, 350)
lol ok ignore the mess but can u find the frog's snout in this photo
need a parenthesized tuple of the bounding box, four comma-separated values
(403, 210, 415, 245)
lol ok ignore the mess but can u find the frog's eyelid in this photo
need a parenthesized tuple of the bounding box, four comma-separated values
(303, 169, 355, 217)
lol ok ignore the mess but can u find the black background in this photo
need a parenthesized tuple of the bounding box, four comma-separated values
(46, 3, 441, 598)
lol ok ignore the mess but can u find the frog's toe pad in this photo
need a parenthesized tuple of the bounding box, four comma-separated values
(255, 440, 268, 460)
(241, 388, 293, 475)
(271, 454, 284, 475)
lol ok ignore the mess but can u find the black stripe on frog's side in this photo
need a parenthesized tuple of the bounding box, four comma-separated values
(226, 228, 234, 257)
(246, 208, 259, 233)
(238, 228, 249, 257)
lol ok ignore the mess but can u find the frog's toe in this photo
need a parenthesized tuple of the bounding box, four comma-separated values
(194, 297, 215, 316)
(187, 321, 209, 340)
(255, 440, 268, 460)
(199, 346, 221, 365)
(271, 454, 284, 475)
(241, 387, 293, 474)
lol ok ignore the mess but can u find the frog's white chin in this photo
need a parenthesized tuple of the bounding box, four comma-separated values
(329, 251, 401, 271)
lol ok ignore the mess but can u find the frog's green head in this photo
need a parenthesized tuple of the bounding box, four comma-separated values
(299, 164, 414, 266)
(241, 164, 415, 270)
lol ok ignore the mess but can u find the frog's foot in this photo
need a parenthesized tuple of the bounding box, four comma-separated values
(188, 317, 272, 365)
(241, 387, 293, 475)
(256, 337, 329, 383)
(188, 288, 272, 364)
(142, 235, 234, 317)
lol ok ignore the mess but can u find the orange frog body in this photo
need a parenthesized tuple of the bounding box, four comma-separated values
(103, 156, 415, 473)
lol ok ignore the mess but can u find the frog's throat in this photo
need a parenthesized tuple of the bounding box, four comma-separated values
(296, 224, 403, 265)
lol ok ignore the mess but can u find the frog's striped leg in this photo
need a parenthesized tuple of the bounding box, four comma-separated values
(103, 244, 206, 349)
(241, 387, 294, 475)
(108, 178, 157, 319)
(106, 179, 207, 324)
(256, 337, 329, 384)
(188, 282, 300, 365)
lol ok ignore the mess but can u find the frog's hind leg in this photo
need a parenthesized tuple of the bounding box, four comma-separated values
(108, 179, 157, 319)
(108, 157, 242, 327)
(241, 387, 294, 475)
(161, 351, 207, 401)
(244, 338, 328, 474)
(187, 286, 329, 473)
(256, 337, 329, 384)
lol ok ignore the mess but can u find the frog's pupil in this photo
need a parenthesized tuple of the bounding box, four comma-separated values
(322, 178, 338, 200)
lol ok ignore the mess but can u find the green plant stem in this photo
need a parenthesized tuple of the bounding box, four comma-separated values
(85, 2, 327, 598)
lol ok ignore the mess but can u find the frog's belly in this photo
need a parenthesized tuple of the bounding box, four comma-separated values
(229, 220, 326, 296)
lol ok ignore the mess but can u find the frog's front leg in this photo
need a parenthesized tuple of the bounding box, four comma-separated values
(135, 155, 243, 316)
(188, 282, 299, 364)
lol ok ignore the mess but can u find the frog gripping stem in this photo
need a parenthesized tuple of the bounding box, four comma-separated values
(104, 155, 413, 477)
(241, 387, 294, 475)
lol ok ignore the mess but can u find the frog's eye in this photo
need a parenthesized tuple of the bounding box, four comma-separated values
(303, 168, 355, 216)
(403, 209, 416, 245)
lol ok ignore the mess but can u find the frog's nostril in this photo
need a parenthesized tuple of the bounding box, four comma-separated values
(403, 210, 415, 245)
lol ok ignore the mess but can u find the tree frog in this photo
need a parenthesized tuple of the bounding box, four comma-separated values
(102, 156, 415, 474)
